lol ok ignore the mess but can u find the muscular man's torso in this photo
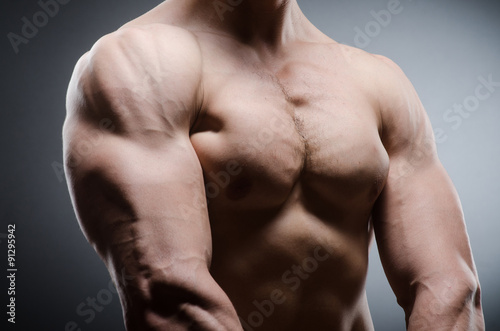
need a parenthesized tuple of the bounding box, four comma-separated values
(123, 5, 391, 330)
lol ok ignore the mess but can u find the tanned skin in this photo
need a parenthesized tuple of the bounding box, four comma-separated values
(63, 1, 485, 330)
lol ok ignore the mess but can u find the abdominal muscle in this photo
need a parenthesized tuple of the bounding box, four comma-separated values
(208, 183, 376, 331)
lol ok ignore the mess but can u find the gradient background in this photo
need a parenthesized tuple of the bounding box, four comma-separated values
(0, 0, 498, 330)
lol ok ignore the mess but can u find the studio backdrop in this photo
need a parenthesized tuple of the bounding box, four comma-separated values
(0, 0, 498, 330)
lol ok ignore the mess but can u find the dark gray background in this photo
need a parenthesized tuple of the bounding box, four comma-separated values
(1, 0, 498, 330)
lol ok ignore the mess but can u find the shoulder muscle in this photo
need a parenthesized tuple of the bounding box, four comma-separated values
(370, 54, 436, 159)
(65, 24, 204, 138)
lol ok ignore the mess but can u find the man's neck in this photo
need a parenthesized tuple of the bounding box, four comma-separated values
(188, 0, 310, 48)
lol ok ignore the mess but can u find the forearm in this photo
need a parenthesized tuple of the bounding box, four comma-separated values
(126, 302, 242, 331)
(405, 278, 484, 331)
(122, 274, 243, 331)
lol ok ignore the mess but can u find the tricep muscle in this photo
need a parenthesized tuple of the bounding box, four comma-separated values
(63, 26, 242, 330)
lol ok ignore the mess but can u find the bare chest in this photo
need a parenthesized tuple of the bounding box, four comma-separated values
(190, 58, 389, 212)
